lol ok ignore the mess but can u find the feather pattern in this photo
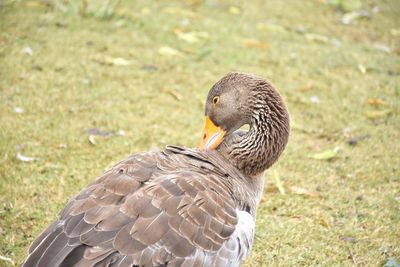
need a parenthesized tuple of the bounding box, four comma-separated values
(23, 147, 260, 267)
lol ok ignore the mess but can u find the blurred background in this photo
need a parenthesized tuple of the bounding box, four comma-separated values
(0, 0, 399, 266)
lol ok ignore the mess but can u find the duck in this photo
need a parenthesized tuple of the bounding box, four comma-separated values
(22, 72, 290, 267)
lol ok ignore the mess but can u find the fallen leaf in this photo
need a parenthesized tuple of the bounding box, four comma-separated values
(256, 23, 286, 33)
(310, 147, 340, 160)
(164, 88, 183, 101)
(241, 38, 268, 49)
(141, 7, 150, 15)
(16, 153, 37, 162)
(88, 135, 97, 145)
(319, 217, 330, 228)
(390, 29, 400, 37)
(374, 43, 391, 53)
(274, 171, 285, 195)
(22, 47, 33, 56)
(14, 107, 24, 113)
(298, 81, 314, 92)
(289, 186, 319, 197)
(117, 130, 126, 136)
(229, 6, 241, 15)
(305, 33, 329, 43)
(56, 143, 67, 149)
(158, 46, 183, 57)
(310, 95, 320, 104)
(341, 10, 370, 25)
(174, 29, 209, 44)
(357, 63, 367, 74)
(368, 98, 386, 106)
(289, 215, 303, 223)
(365, 109, 392, 119)
(93, 55, 132, 66)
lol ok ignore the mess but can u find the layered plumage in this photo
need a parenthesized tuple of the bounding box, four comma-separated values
(23, 72, 290, 267)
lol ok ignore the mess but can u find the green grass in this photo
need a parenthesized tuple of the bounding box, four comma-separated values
(0, 0, 399, 266)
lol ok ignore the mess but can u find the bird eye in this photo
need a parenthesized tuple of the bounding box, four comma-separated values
(212, 96, 220, 105)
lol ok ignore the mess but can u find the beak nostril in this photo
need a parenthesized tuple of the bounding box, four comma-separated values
(203, 134, 206, 140)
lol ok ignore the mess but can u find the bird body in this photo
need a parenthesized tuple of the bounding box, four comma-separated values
(23, 72, 290, 267)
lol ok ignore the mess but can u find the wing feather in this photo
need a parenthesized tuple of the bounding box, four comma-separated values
(23, 148, 256, 267)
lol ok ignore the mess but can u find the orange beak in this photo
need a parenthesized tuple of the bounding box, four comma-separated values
(199, 116, 226, 150)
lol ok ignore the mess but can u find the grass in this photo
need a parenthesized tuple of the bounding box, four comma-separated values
(0, 0, 399, 266)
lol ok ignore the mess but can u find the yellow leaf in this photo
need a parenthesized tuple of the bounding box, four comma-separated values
(229, 6, 241, 15)
(92, 55, 133, 66)
(365, 109, 392, 119)
(390, 28, 400, 37)
(357, 63, 367, 74)
(158, 46, 183, 57)
(174, 29, 209, 44)
(367, 98, 386, 106)
(274, 171, 285, 195)
(141, 7, 150, 15)
(289, 186, 320, 197)
(310, 148, 339, 160)
(241, 38, 268, 49)
(164, 88, 183, 101)
(256, 23, 286, 33)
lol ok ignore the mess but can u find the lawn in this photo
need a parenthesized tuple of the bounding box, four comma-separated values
(0, 0, 399, 266)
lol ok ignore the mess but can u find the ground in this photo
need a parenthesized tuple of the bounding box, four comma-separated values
(0, 0, 399, 266)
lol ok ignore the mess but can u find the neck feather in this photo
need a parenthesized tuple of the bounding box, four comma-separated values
(218, 90, 290, 176)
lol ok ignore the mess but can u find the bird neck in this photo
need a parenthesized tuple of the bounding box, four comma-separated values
(218, 94, 290, 177)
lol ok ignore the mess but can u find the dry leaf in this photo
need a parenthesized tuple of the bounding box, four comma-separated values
(158, 46, 183, 57)
(368, 98, 386, 106)
(289, 215, 303, 223)
(298, 81, 314, 92)
(357, 63, 367, 74)
(117, 130, 126, 136)
(56, 143, 67, 149)
(365, 109, 392, 119)
(16, 153, 37, 162)
(341, 10, 370, 25)
(310, 95, 320, 104)
(93, 55, 132, 66)
(289, 186, 319, 197)
(229, 6, 241, 15)
(310, 147, 340, 160)
(390, 29, 400, 37)
(319, 217, 330, 228)
(256, 23, 286, 33)
(174, 29, 209, 44)
(374, 43, 391, 53)
(141, 7, 150, 15)
(22, 47, 33, 56)
(274, 171, 285, 195)
(305, 33, 329, 43)
(14, 107, 24, 113)
(241, 38, 268, 49)
(88, 135, 97, 145)
(164, 88, 183, 101)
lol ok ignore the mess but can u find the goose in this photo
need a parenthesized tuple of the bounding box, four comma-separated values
(22, 72, 290, 267)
